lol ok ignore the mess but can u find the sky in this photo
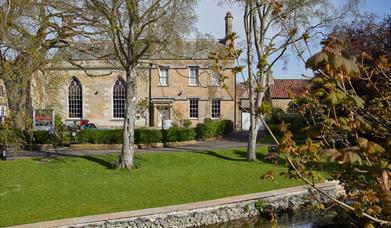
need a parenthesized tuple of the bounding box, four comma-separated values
(194, 0, 391, 80)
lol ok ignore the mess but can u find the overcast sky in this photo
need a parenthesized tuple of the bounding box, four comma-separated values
(194, 0, 391, 80)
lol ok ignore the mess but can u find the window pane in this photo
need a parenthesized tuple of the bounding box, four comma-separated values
(211, 74, 220, 86)
(68, 78, 82, 118)
(189, 67, 199, 85)
(0, 106, 5, 116)
(113, 79, 126, 118)
(212, 99, 221, 118)
(189, 99, 198, 118)
(159, 67, 168, 85)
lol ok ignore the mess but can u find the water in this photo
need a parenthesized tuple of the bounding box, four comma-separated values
(201, 212, 340, 228)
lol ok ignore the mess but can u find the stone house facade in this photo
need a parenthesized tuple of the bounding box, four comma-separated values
(236, 75, 309, 130)
(27, 12, 237, 129)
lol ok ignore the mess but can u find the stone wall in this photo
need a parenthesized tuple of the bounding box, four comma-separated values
(271, 98, 291, 111)
(23, 182, 344, 228)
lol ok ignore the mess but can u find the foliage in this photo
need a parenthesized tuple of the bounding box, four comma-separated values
(0, 118, 25, 154)
(78, 129, 123, 144)
(182, 119, 192, 128)
(255, 199, 266, 213)
(30, 131, 52, 145)
(74, 127, 197, 145)
(271, 108, 286, 124)
(0, 1, 82, 130)
(212, 0, 351, 160)
(196, 120, 233, 140)
(278, 33, 391, 225)
(165, 126, 195, 142)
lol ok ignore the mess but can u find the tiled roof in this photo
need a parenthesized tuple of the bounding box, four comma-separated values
(269, 79, 309, 99)
(56, 39, 225, 61)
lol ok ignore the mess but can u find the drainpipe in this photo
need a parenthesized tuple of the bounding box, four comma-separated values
(149, 64, 154, 127)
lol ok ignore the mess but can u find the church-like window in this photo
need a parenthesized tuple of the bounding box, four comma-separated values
(68, 78, 82, 118)
(113, 78, 126, 118)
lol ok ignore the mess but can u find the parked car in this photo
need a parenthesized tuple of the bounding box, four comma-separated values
(81, 123, 97, 129)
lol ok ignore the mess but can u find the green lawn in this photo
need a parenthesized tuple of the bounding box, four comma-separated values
(0, 147, 302, 227)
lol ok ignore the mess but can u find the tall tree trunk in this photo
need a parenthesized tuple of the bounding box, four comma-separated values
(247, 72, 267, 160)
(245, 2, 257, 161)
(118, 67, 137, 170)
(3, 74, 30, 130)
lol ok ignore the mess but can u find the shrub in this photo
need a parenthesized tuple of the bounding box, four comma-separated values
(165, 126, 195, 142)
(78, 129, 123, 144)
(182, 119, 192, 128)
(134, 128, 162, 144)
(271, 108, 286, 124)
(31, 131, 52, 144)
(196, 119, 233, 140)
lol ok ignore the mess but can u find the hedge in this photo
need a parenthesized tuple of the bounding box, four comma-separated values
(196, 120, 233, 140)
(134, 128, 162, 144)
(78, 129, 123, 144)
(27, 131, 52, 144)
(61, 127, 194, 145)
(30, 120, 231, 145)
(165, 127, 196, 142)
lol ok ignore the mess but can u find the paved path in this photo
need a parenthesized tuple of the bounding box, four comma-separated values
(15, 139, 268, 158)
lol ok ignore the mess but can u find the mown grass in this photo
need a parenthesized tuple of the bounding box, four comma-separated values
(0, 147, 302, 226)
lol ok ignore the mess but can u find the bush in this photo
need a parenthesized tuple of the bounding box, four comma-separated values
(271, 108, 286, 124)
(30, 131, 52, 144)
(196, 119, 233, 140)
(78, 129, 123, 144)
(165, 126, 195, 142)
(182, 119, 192, 128)
(31, 126, 197, 145)
(134, 128, 162, 144)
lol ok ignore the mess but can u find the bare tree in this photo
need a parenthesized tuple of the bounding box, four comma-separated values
(225, 0, 355, 160)
(0, 0, 85, 130)
(83, 0, 198, 169)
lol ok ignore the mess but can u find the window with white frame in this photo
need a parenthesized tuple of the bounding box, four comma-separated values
(113, 78, 126, 118)
(0, 86, 4, 97)
(210, 73, 220, 86)
(189, 67, 199, 86)
(189, 99, 199, 118)
(68, 77, 82, 118)
(159, 66, 169, 86)
(211, 99, 221, 119)
(0, 106, 6, 117)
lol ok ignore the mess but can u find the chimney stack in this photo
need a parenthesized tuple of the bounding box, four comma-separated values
(225, 11, 233, 38)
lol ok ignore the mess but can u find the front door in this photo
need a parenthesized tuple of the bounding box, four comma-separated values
(157, 107, 170, 128)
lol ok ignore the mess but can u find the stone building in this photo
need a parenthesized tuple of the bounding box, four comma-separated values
(27, 12, 237, 129)
(236, 75, 309, 130)
(267, 78, 309, 112)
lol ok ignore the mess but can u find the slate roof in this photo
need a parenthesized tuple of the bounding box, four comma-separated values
(57, 39, 225, 61)
(269, 79, 309, 99)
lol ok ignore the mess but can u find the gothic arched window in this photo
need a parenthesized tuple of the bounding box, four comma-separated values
(68, 78, 82, 118)
(113, 78, 126, 118)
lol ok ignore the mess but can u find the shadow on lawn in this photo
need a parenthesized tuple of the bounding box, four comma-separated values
(34, 151, 115, 169)
(176, 146, 285, 165)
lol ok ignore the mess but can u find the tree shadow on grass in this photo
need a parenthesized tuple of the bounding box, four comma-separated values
(232, 149, 288, 166)
(33, 151, 115, 169)
(171, 147, 247, 162)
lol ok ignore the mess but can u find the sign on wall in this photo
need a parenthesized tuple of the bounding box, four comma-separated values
(33, 109, 55, 131)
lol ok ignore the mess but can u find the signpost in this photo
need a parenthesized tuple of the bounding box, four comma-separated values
(33, 109, 55, 131)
